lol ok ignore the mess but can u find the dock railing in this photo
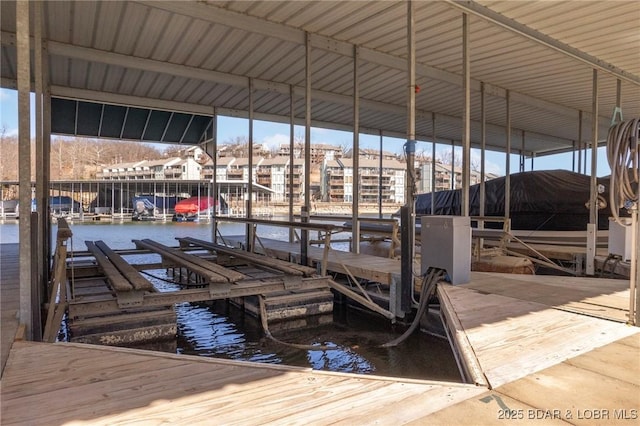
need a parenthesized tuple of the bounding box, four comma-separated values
(42, 218, 73, 343)
(293, 214, 401, 258)
(470, 216, 511, 259)
(213, 216, 338, 276)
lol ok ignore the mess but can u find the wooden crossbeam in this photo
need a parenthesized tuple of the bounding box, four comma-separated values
(178, 237, 316, 277)
(94, 241, 154, 291)
(86, 241, 134, 292)
(133, 239, 246, 283)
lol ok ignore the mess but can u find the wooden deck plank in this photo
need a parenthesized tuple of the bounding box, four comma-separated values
(223, 236, 401, 285)
(497, 362, 640, 422)
(94, 240, 154, 291)
(0, 341, 483, 426)
(179, 237, 316, 277)
(439, 284, 639, 388)
(1, 243, 20, 376)
(462, 272, 631, 322)
(85, 241, 134, 292)
(135, 239, 246, 283)
(563, 334, 640, 386)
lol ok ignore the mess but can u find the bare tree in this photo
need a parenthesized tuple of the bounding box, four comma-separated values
(0, 126, 18, 180)
(436, 148, 462, 168)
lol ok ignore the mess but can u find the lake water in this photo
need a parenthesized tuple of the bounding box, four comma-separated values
(0, 220, 462, 382)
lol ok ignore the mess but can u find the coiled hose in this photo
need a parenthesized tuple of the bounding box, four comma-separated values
(606, 117, 639, 325)
(606, 117, 640, 225)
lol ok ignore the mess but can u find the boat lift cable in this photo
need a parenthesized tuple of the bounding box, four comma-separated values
(140, 270, 187, 286)
(258, 295, 339, 351)
(381, 267, 446, 348)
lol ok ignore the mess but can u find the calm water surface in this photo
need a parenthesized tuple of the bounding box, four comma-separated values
(0, 220, 461, 382)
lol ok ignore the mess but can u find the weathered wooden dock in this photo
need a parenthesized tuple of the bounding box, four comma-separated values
(0, 243, 19, 373)
(220, 235, 404, 286)
(2, 241, 639, 424)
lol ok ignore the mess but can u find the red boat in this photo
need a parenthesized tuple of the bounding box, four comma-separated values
(174, 196, 214, 214)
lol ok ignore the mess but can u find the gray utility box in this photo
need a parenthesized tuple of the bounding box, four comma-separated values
(608, 217, 633, 261)
(421, 215, 471, 285)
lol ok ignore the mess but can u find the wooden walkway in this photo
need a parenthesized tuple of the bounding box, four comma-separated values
(2, 242, 639, 424)
(221, 235, 404, 285)
(439, 273, 638, 388)
(1, 243, 19, 375)
(1, 341, 484, 425)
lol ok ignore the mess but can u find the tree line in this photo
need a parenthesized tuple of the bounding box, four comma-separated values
(0, 129, 166, 181)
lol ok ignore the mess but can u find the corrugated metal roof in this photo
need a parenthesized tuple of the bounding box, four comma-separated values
(1, 0, 638, 157)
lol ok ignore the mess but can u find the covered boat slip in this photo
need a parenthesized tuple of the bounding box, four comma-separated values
(2, 242, 638, 424)
(2, 0, 640, 423)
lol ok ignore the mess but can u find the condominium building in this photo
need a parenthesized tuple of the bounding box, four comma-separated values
(98, 157, 201, 180)
(202, 156, 304, 202)
(321, 158, 405, 204)
(416, 161, 486, 193)
(278, 143, 343, 163)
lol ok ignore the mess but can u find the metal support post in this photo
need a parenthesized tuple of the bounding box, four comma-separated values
(302, 32, 312, 262)
(400, 0, 416, 317)
(17, 0, 33, 339)
(400, 205, 412, 313)
(586, 70, 598, 275)
(288, 85, 295, 243)
(352, 45, 360, 253)
(461, 12, 471, 217)
(431, 113, 436, 214)
(246, 78, 254, 250)
(379, 129, 383, 219)
(505, 90, 511, 222)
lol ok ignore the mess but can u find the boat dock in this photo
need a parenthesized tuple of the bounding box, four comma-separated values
(2, 242, 638, 424)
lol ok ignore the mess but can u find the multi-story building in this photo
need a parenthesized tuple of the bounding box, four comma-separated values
(285, 159, 305, 202)
(98, 157, 201, 180)
(417, 161, 487, 193)
(278, 143, 342, 163)
(321, 158, 405, 204)
(322, 160, 345, 202)
(257, 157, 288, 202)
(201, 156, 236, 182)
(358, 148, 398, 161)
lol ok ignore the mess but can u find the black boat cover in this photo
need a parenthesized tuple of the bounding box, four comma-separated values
(415, 170, 620, 231)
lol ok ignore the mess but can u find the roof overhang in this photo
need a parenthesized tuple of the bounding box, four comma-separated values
(1, 1, 638, 158)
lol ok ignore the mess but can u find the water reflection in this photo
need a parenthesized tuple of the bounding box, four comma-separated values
(163, 286, 462, 382)
(0, 221, 463, 382)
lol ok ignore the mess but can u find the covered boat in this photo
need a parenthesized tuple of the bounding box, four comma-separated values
(415, 170, 622, 231)
(174, 196, 215, 215)
(131, 197, 157, 221)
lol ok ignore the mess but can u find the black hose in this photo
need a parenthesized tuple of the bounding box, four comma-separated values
(140, 270, 185, 285)
(258, 295, 339, 351)
(380, 267, 446, 348)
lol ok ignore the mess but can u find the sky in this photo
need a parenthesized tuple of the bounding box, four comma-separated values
(0, 87, 612, 177)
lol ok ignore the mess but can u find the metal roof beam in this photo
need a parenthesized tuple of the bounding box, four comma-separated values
(0, 28, 606, 127)
(51, 85, 572, 154)
(42, 39, 483, 135)
(128, 3, 598, 118)
(445, 0, 639, 86)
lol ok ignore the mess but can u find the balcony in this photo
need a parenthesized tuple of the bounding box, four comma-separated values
(257, 177, 271, 185)
(227, 170, 243, 180)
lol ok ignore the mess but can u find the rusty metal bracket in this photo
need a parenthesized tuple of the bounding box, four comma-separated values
(116, 290, 145, 308)
(209, 282, 231, 298)
(283, 275, 303, 290)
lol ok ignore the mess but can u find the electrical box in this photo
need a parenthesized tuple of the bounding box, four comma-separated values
(608, 217, 633, 261)
(421, 215, 471, 285)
